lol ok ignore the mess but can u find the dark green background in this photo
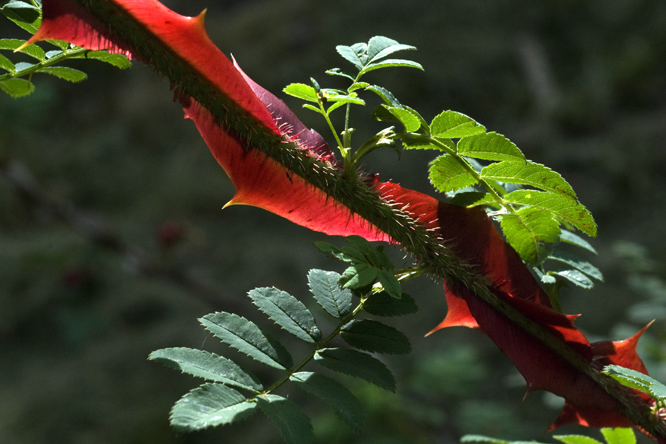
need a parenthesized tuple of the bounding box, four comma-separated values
(1, 0, 666, 443)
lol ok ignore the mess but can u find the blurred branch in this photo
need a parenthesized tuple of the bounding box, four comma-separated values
(0, 159, 237, 311)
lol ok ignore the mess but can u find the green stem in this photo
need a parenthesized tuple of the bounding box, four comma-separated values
(0, 46, 90, 82)
(262, 295, 368, 396)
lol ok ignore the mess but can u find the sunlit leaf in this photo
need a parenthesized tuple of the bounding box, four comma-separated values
(149, 347, 262, 392)
(0, 38, 45, 60)
(85, 50, 131, 69)
(360, 58, 423, 75)
(457, 132, 524, 162)
(366, 36, 415, 62)
(547, 250, 603, 281)
(0, 53, 14, 72)
(429, 154, 479, 193)
(0, 77, 34, 97)
(248, 287, 321, 343)
(600, 428, 636, 444)
(430, 110, 486, 138)
(283, 83, 319, 103)
(336, 45, 363, 70)
(499, 207, 561, 265)
(560, 230, 597, 254)
(200, 312, 292, 370)
(504, 190, 596, 236)
(481, 161, 577, 199)
(38, 66, 87, 82)
(170, 383, 256, 431)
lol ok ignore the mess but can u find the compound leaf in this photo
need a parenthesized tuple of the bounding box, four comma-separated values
(149, 347, 262, 392)
(200, 312, 292, 370)
(170, 383, 256, 431)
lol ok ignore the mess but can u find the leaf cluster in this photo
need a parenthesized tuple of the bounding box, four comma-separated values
(149, 238, 417, 443)
(0, 0, 130, 97)
(463, 427, 637, 444)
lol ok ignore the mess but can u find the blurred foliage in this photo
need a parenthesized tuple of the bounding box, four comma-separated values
(1, 0, 666, 443)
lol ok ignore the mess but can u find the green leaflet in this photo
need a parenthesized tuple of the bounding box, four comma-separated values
(315, 347, 396, 392)
(170, 383, 257, 431)
(84, 50, 131, 69)
(481, 160, 577, 199)
(457, 132, 525, 162)
(0, 77, 33, 97)
(600, 428, 637, 444)
(0, 0, 41, 34)
(0, 53, 13, 72)
(290, 371, 364, 432)
(0, 38, 45, 60)
(554, 436, 605, 444)
(503, 189, 597, 237)
(38, 66, 87, 82)
(461, 435, 549, 444)
(257, 394, 314, 444)
(283, 83, 318, 102)
(363, 291, 418, 317)
(499, 207, 561, 266)
(200, 312, 293, 370)
(341, 319, 411, 355)
(603, 365, 666, 404)
(547, 249, 603, 282)
(430, 110, 486, 138)
(559, 229, 597, 254)
(307, 269, 353, 319)
(248, 287, 321, 343)
(148, 347, 262, 392)
(429, 154, 479, 193)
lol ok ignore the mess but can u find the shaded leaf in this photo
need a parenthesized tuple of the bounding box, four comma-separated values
(170, 383, 256, 431)
(457, 132, 525, 162)
(0, 0, 41, 34)
(429, 154, 479, 193)
(257, 394, 314, 444)
(149, 347, 262, 392)
(430, 110, 486, 138)
(363, 291, 418, 316)
(315, 348, 396, 391)
(377, 270, 401, 298)
(549, 269, 595, 289)
(340, 263, 379, 290)
(341, 319, 411, 355)
(481, 161, 577, 199)
(290, 371, 364, 432)
(308, 269, 353, 319)
(547, 250, 603, 281)
(366, 84, 401, 107)
(248, 287, 321, 343)
(200, 312, 292, 370)
(603, 365, 666, 401)
(560, 230, 597, 255)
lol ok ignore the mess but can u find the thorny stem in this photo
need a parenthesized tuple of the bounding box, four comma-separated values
(43, 0, 666, 439)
